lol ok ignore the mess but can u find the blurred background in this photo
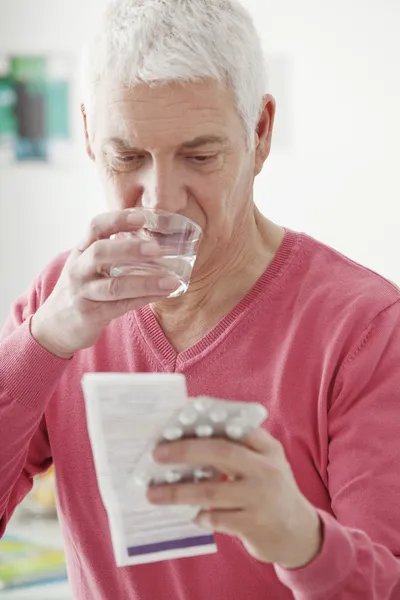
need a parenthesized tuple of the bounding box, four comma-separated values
(0, 0, 399, 597)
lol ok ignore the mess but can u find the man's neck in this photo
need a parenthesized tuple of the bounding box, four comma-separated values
(151, 211, 285, 352)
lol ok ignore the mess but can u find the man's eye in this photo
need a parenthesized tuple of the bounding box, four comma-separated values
(107, 155, 145, 171)
(189, 155, 216, 163)
(118, 155, 144, 162)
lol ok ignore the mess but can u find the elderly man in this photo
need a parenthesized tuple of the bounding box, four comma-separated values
(1, 0, 400, 598)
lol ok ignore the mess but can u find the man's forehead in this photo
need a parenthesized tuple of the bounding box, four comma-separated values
(95, 84, 237, 144)
(97, 78, 236, 124)
(93, 78, 244, 149)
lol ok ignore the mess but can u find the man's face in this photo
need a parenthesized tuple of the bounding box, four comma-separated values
(87, 79, 272, 259)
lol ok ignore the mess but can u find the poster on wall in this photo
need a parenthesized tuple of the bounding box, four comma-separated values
(0, 55, 72, 164)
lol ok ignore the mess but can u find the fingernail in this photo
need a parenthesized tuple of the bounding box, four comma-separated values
(159, 276, 179, 290)
(140, 242, 159, 256)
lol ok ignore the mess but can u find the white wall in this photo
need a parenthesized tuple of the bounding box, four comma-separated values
(1, 0, 399, 326)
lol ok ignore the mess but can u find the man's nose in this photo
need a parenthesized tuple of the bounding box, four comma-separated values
(140, 159, 188, 214)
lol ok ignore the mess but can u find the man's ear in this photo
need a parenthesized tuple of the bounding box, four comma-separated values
(81, 104, 95, 161)
(254, 94, 276, 176)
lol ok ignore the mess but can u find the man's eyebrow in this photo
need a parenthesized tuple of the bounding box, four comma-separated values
(102, 138, 134, 151)
(101, 135, 229, 152)
(179, 135, 229, 149)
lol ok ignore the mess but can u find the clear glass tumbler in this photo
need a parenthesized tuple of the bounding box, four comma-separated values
(110, 208, 203, 298)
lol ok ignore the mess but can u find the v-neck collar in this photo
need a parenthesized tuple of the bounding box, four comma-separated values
(130, 228, 301, 371)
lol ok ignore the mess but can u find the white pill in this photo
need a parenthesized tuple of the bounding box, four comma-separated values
(195, 425, 214, 437)
(194, 467, 214, 481)
(239, 407, 249, 417)
(243, 404, 268, 422)
(132, 472, 150, 486)
(165, 470, 182, 484)
(210, 408, 228, 423)
(163, 427, 184, 441)
(194, 397, 213, 412)
(226, 424, 245, 439)
(254, 404, 268, 420)
(178, 408, 198, 426)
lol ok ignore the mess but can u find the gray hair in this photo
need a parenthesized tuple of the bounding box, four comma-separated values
(82, 0, 268, 146)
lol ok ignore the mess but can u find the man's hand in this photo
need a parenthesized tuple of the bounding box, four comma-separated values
(147, 428, 323, 570)
(31, 210, 180, 359)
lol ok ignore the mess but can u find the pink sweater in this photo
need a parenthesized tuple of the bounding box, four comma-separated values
(1, 228, 400, 599)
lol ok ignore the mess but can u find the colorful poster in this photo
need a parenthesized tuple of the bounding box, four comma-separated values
(0, 536, 66, 591)
(0, 73, 17, 162)
(0, 55, 72, 163)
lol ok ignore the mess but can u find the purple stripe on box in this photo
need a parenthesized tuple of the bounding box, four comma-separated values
(128, 535, 215, 557)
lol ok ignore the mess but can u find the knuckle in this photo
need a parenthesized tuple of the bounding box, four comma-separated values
(203, 485, 217, 503)
(143, 276, 159, 296)
(167, 486, 177, 503)
(174, 445, 188, 463)
(68, 263, 81, 285)
(88, 217, 102, 241)
(217, 440, 236, 462)
(111, 213, 125, 231)
(90, 240, 106, 263)
(106, 276, 120, 298)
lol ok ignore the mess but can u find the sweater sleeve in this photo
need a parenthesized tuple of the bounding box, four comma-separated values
(0, 276, 72, 535)
(275, 298, 400, 599)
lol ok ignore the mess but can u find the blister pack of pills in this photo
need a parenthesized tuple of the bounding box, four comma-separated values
(130, 397, 268, 489)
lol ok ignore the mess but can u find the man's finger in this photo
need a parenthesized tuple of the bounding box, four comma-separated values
(147, 480, 248, 509)
(153, 438, 265, 477)
(76, 209, 145, 253)
(195, 508, 248, 536)
(83, 273, 180, 302)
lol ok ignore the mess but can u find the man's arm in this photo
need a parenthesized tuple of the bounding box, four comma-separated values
(275, 299, 400, 599)
(0, 279, 71, 535)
